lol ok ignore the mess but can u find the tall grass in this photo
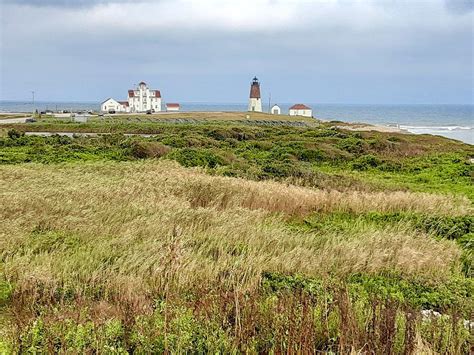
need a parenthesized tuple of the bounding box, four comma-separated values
(1, 160, 468, 294)
(0, 160, 472, 352)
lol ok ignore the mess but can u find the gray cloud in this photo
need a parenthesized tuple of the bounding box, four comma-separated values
(1, 0, 139, 7)
(1, 0, 472, 103)
(444, 0, 474, 14)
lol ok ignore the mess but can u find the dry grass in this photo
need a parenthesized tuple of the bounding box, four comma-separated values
(0, 160, 467, 302)
(0, 114, 29, 120)
(1, 160, 472, 353)
(89, 111, 316, 123)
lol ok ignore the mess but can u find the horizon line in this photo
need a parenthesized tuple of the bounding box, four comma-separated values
(0, 100, 473, 106)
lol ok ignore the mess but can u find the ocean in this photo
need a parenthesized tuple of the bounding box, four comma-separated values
(1, 101, 472, 145)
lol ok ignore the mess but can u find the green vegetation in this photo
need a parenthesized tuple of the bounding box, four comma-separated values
(1, 122, 473, 197)
(1, 118, 473, 353)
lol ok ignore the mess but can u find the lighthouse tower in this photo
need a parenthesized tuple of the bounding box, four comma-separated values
(248, 76, 262, 112)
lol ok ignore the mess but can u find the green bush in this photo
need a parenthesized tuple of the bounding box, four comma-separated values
(416, 216, 473, 240)
(49, 134, 73, 145)
(378, 160, 402, 172)
(337, 137, 367, 154)
(7, 129, 24, 139)
(459, 233, 474, 277)
(169, 148, 227, 168)
(261, 161, 299, 178)
(263, 272, 474, 313)
(0, 279, 13, 308)
(297, 148, 326, 162)
(350, 154, 381, 170)
(64, 321, 95, 352)
(20, 319, 46, 353)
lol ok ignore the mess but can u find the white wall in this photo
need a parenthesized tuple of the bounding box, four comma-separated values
(128, 86, 162, 112)
(153, 98, 162, 112)
(271, 105, 281, 115)
(248, 98, 262, 112)
(289, 109, 312, 117)
(101, 98, 127, 113)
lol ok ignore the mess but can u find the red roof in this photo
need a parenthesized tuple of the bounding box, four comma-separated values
(128, 90, 135, 97)
(166, 103, 180, 107)
(118, 101, 129, 107)
(154, 90, 161, 98)
(290, 104, 311, 110)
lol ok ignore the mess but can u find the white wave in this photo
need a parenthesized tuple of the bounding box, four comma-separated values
(400, 125, 474, 132)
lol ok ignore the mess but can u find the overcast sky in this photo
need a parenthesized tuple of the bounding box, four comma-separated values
(0, 0, 473, 104)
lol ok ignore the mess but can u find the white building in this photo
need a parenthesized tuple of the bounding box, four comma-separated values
(271, 104, 281, 115)
(101, 81, 162, 113)
(128, 81, 161, 112)
(166, 103, 180, 112)
(248, 77, 262, 112)
(101, 98, 129, 113)
(289, 104, 312, 117)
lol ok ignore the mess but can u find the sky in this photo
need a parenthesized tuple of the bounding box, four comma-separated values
(0, 0, 473, 104)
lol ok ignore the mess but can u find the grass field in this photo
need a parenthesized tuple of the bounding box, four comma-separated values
(0, 118, 473, 353)
(0, 114, 29, 120)
(94, 111, 316, 122)
(24, 111, 316, 125)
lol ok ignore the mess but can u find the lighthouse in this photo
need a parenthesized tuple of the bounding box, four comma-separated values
(248, 76, 262, 112)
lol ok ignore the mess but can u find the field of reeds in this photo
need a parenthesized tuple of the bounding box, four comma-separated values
(0, 122, 473, 353)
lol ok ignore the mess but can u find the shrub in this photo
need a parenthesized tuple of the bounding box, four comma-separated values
(169, 148, 227, 168)
(348, 274, 474, 311)
(367, 137, 394, 151)
(224, 137, 239, 147)
(49, 134, 73, 145)
(459, 234, 473, 277)
(64, 321, 95, 351)
(302, 129, 340, 138)
(249, 141, 273, 150)
(350, 154, 381, 170)
(130, 141, 171, 159)
(378, 160, 402, 172)
(206, 128, 235, 141)
(297, 148, 326, 162)
(387, 135, 404, 143)
(337, 137, 367, 154)
(0, 279, 12, 308)
(20, 319, 46, 353)
(102, 319, 125, 350)
(261, 161, 299, 178)
(160, 136, 190, 148)
(416, 215, 473, 240)
(7, 129, 24, 139)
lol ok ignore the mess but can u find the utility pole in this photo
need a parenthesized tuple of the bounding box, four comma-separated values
(31, 91, 35, 105)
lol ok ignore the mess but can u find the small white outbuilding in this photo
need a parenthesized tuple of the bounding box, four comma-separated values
(101, 98, 129, 113)
(166, 103, 180, 112)
(271, 104, 281, 115)
(289, 104, 312, 117)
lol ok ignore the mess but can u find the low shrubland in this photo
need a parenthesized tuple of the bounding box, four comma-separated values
(1, 124, 473, 198)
